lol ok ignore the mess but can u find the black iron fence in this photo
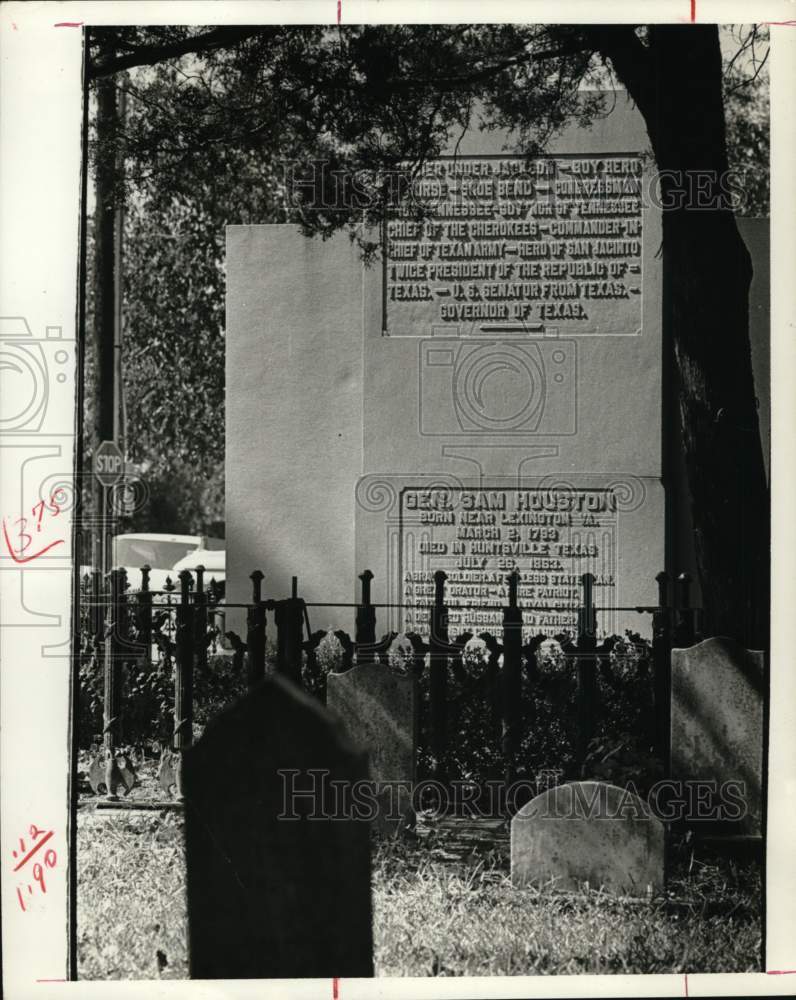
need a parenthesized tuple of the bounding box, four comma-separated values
(79, 566, 701, 801)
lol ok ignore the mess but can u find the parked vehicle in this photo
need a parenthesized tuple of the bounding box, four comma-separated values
(109, 533, 224, 592)
(171, 545, 226, 591)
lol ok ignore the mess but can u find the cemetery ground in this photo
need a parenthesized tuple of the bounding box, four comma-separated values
(77, 758, 762, 979)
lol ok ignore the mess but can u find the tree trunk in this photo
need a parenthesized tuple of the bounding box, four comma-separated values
(91, 70, 118, 571)
(92, 74, 117, 448)
(610, 26, 769, 648)
(665, 201, 768, 649)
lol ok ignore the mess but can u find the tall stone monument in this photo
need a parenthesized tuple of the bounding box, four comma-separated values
(227, 94, 664, 637)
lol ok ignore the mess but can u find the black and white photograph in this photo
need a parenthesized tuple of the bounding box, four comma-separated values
(1, 3, 794, 995)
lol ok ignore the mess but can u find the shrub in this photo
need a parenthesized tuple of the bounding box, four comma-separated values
(78, 640, 247, 749)
(412, 630, 658, 797)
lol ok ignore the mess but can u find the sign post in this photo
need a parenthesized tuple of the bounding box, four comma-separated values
(93, 440, 124, 574)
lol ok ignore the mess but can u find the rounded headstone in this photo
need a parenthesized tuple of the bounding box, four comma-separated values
(671, 636, 764, 837)
(511, 780, 664, 895)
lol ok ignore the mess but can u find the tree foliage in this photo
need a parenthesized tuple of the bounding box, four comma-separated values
(722, 25, 769, 216)
(87, 25, 770, 639)
(119, 148, 286, 531)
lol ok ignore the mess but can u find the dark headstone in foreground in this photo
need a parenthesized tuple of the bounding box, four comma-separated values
(511, 781, 664, 895)
(671, 636, 764, 838)
(184, 674, 373, 979)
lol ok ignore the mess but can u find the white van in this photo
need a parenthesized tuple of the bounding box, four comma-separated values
(111, 533, 224, 592)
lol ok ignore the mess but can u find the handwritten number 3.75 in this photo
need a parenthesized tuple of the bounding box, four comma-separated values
(2, 488, 67, 563)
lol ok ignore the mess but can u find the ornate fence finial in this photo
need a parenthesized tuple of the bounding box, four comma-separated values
(677, 572, 692, 609)
(433, 569, 447, 607)
(246, 572, 267, 690)
(356, 570, 377, 665)
(250, 569, 264, 604)
(655, 570, 669, 608)
(507, 569, 520, 608)
(359, 568, 374, 606)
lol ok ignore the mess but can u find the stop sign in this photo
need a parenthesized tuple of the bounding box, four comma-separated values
(93, 439, 124, 487)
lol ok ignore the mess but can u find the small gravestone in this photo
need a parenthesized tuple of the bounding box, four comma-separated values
(511, 781, 664, 895)
(671, 636, 764, 837)
(183, 674, 373, 979)
(327, 658, 417, 835)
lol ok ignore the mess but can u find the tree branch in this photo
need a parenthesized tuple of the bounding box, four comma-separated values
(582, 25, 656, 121)
(88, 27, 269, 79)
(394, 40, 592, 92)
(725, 46, 769, 95)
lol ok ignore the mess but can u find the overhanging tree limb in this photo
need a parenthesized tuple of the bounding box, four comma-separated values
(583, 25, 656, 122)
(88, 26, 268, 79)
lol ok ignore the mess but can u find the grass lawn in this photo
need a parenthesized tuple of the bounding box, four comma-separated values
(77, 762, 762, 979)
(373, 838, 761, 976)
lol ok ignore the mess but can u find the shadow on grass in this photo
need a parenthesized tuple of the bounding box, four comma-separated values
(76, 778, 762, 979)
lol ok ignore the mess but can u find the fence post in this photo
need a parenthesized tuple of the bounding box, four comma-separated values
(575, 572, 598, 774)
(484, 634, 503, 747)
(91, 568, 105, 646)
(275, 576, 304, 686)
(652, 570, 672, 771)
(502, 570, 523, 790)
(137, 564, 153, 667)
(355, 569, 377, 665)
(246, 570, 266, 689)
(674, 572, 696, 647)
(174, 569, 195, 800)
(429, 569, 449, 785)
(101, 567, 126, 800)
(194, 565, 208, 679)
(207, 576, 225, 653)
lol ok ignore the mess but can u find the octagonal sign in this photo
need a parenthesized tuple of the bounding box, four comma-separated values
(93, 439, 124, 488)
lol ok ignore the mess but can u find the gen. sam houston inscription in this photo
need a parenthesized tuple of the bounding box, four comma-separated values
(401, 486, 618, 636)
(386, 155, 643, 337)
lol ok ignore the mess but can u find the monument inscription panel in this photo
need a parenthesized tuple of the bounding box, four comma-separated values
(386, 155, 643, 337)
(401, 486, 618, 636)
